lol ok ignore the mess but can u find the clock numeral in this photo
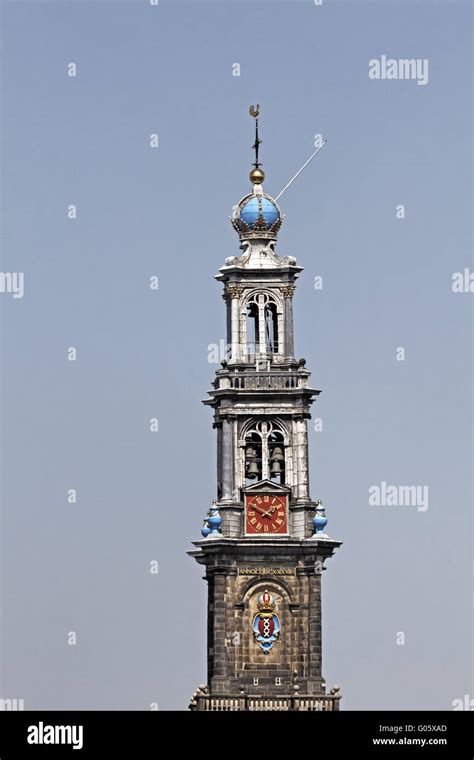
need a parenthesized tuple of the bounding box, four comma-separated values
(276, 518, 283, 526)
(263, 525, 269, 533)
(250, 517, 257, 525)
(263, 495, 269, 503)
(256, 498, 262, 505)
(256, 522, 262, 530)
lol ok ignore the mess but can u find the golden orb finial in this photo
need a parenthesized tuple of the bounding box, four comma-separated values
(249, 167, 265, 185)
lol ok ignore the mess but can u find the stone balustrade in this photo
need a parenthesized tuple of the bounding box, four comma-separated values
(216, 373, 307, 391)
(190, 694, 341, 712)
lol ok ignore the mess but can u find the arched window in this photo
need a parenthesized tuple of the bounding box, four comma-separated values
(244, 431, 262, 484)
(268, 430, 285, 484)
(242, 421, 287, 486)
(245, 293, 280, 358)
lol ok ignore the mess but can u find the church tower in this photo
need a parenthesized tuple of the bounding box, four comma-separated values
(189, 108, 342, 712)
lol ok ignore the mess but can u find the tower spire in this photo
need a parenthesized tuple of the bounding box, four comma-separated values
(249, 104, 265, 186)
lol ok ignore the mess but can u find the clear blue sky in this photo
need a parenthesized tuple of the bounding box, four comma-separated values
(1, 0, 472, 709)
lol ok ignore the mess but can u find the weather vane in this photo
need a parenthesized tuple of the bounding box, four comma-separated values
(249, 104, 262, 168)
(248, 103, 328, 196)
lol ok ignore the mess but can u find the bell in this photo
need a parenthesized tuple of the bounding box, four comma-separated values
(270, 460, 282, 475)
(245, 446, 257, 459)
(247, 461, 260, 477)
(271, 446, 284, 461)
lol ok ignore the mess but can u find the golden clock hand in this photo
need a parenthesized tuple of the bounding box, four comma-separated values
(253, 505, 271, 518)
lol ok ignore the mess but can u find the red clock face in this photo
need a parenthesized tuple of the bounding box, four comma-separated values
(245, 494, 288, 535)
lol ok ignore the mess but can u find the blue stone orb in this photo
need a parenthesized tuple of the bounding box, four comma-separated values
(239, 196, 279, 229)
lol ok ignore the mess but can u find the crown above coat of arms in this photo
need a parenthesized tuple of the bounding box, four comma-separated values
(257, 591, 276, 612)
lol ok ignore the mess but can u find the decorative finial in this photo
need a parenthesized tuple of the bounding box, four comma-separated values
(311, 500, 328, 538)
(249, 104, 265, 185)
(204, 502, 222, 539)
